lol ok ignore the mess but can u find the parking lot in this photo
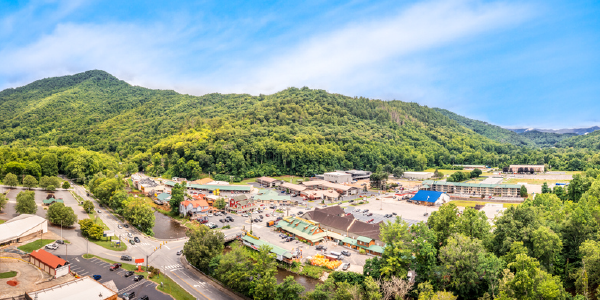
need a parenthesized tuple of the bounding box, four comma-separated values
(66, 255, 165, 299)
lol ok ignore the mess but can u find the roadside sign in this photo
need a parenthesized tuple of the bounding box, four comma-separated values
(135, 258, 144, 264)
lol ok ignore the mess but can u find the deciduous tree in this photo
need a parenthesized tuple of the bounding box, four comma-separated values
(275, 276, 305, 300)
(16, 191, 37, 214)
(3, 173, 18, 188)
(46, 202, 77, 226)
(23, 175, 38, 189)
(184, 225, 224, 271)
(123, 197, 155, 234)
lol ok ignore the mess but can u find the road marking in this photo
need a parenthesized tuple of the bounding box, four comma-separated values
(164, 245, 170, 250)
(75, 258, 80, 262)
(170, 271, 209, 300)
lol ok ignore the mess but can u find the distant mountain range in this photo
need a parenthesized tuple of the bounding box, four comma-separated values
(507, 126, 600, 135)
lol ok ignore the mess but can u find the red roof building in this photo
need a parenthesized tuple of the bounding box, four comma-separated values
(30, 249, 70, 277)
(180, 199, 210, 216)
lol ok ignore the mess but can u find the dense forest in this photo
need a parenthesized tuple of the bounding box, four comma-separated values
(0, 70, 598, 181)
(434, 108, 579, 148)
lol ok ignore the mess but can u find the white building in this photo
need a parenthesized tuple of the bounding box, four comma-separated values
(403, 172, 434, 180)
(324, 171, 353, 183)
(26, 276, 117, 300)
(0, 214, 48, 245)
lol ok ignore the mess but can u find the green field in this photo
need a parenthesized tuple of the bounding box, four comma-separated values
(0, 220, 5, 224)
(18, 239, 55, 253)
(87, 255, 195, 300)
(503, 178, 570, 185)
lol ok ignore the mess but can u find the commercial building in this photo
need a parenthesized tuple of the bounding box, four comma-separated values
(409, 190, 449, 206)
(154, 192, 171, 205)
(341, 236, 384, 256)
(301, 189, 340, 201)
(345, 170, 372, 181)
(421, 180, 522, 197)
(403, 172, 434, 180)
(508, 165, 545, 173)
(275, 217, 326, 245)
(255, 177, 282, 188)
(228, 194, 256, 213)
(300, 180, 358, 196)
(29, 249, 70, 277)
(26, 276, 118, 300)
(279, 182, 307, 194)
(253, 189, 292, 205)
(180, 198, 210, 216)
(0, 214, 48, 245)
(241, 235, 294, 263)
(324, 172, 353, 183)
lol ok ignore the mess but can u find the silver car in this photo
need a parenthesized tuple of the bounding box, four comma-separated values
(45, 244, 58, 250)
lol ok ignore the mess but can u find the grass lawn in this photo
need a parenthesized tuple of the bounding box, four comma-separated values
(18, 239, 55, 253)
(423, 169, 464, 176)
(0, 271, 17, 279)
(86, 255, 195, 300)
(503, 178, 570, 185)
(450, 200, 520, 209)
(0, 220, 5, 224)
(89, 236, 128, 251)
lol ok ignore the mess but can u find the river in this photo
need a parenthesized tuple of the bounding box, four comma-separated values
(275, 268, 320, 292)
(152, 211, 188, 239)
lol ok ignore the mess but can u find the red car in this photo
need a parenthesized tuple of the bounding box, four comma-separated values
(110, 263, 122, 271)
(367, 219, 374, 223)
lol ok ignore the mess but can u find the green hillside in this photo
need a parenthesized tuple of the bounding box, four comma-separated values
(432, 108, 535, 147)
(559, 130, 600, 150)
(1, 70, 596, 178)
(520, 131, 577, 147)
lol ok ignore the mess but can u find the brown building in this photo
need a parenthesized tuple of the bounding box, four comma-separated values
(508, 165, 545, 173)
(29, 249, 70, 277)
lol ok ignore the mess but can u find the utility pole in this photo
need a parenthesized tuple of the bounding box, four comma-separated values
(248, 212, 252, 234)
(146, 242, 166, 271)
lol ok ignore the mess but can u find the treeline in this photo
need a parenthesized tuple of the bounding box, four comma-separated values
(0, 146, 119, 184)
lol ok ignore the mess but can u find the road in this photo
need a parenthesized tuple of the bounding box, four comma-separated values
(66, 183, 241, 300)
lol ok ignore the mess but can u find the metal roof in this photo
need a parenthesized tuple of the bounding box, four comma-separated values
(242, 235, 293, 258)
(0, 214, 47, 244)
(26, 276, 116, 300)
(422, 180, 521, 189)
(411, 190, 444, 202)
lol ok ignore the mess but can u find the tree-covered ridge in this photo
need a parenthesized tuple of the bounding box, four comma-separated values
(433, 108, 535, 147)
(559, 130, 600, 150)
(519, 131, 577, 147)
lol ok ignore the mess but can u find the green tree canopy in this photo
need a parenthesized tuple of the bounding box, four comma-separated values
(46, 202, 77, 226)
(184, 225, 225, 272)
(15, 191, 37, 214)
(3, 173, 18, 187)
(23, 175, 38, 189)
(275, 276, 305, 300)
(122, 197, 155, 235)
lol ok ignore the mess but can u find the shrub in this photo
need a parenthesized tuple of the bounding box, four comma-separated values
(359, 248, 366, 255)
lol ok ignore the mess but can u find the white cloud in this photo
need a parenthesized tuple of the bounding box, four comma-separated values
(0, 0, 532, 100)
(203, 0, 532, 96)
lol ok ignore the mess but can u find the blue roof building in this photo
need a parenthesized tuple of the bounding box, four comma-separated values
(410, 190, 448, 206)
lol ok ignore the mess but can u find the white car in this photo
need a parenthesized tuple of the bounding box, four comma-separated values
(127, 232, 133, 238)
(208, 214, 213, 217)
(45, 244, 58, 250)
(118, 225, 123, 229)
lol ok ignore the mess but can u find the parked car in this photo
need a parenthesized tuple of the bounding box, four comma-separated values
(140, 295, 149, 300)
(392, 212, 397, 215)
(121, 255, 132, 261)
(259, 215, 263, 219)
(298, 211, 304, 214)
(133, 275, 144, 281)
(316, 245, 327, 251)
(55, 240, 65, 244)
(219, 219, 225, 223)
(208, 214, 213, 217)
(367, 219, 374, 223)
(45, 244, 58, 250)
(241, 213, 248, 217)
(423, 212, 429, 216)
(124, 271, 134, 277)
(226, 216, 234, 221)
(342, 263, 350, 271)
(134, 237, 140, 243)
(279, 234, 287, 238)
(121, 292, 135, 300)
(349, 200, 354, 203)
(93, 275, 102, 281)
(265, 214, 270, 217)
(276, 217, 283, 221)
(355, 209, 361, 213)
(285, 237, 294, 242)
(341, 250, 351, 256)
(177, 250, 183, 255)
(110, 263, 122, 271)
(366, 213, 373, 216)
(363, 209, 369, 213)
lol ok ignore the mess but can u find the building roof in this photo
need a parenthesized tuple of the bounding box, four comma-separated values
(280, 182, 307, 191)
(324, 171, 351, 176)
(277, 218, 326, 242)
(30, 249, 67, 268)
(411, 190, 444, 202)
(348, 220, 381, 242)
(242, 235, 293, 258)
(357, 236, 373, 243)
(0, 214, 47, 244)
(254, 190, 291, 201)
(314, 206, 345, 216)
(256, 177, 280, 183)
(189, 184, 252, 191)
(422, 180, 522, 189)
(307, 210, 354, 232)
(156, 193, 171, 201)
(341, 237, 385, 254)
(191, 178, 215, 185)
(181, 199, 209, 208)
(26, 276, 117, 300)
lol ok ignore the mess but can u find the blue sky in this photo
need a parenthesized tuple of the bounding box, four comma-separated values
(1, 0, 599, 129)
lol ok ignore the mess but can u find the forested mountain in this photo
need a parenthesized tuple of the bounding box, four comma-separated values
(1, 70, 597, 179)
(519, 131, 577, 147)
(509, 126, 600, 135)
(432, 108, 535, 147)
(559, 130, 600, 150)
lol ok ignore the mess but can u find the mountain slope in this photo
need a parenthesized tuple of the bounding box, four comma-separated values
(509, 126, 600, 135)
(432, 108, 535, 147)
(0, 70, 523, 176)
(519, 131, 577, 147)
(558, 130, 600, 150)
